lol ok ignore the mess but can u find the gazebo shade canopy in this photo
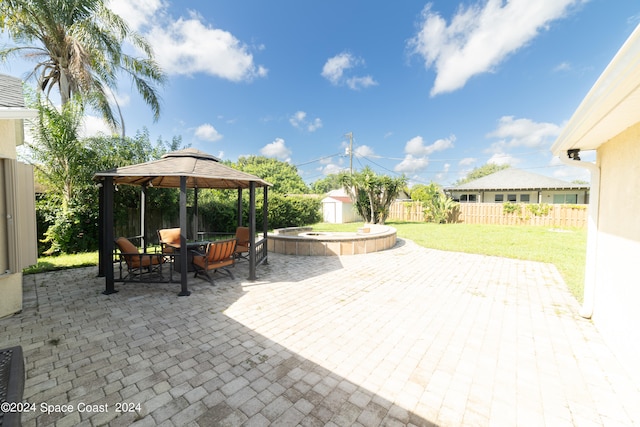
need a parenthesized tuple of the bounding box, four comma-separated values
(93, 148, 271, 189)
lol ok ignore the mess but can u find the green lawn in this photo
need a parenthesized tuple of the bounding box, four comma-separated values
(313, 221, 587, 302)
(23, 252, 99, 275)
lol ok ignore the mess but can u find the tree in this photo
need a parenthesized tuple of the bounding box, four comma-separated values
(455, 163, 510, 186)
(411, 182, 459, 224)
(311, 174, 343, 194)
(0, 0, 165, 133)
(27, 99, 184, 254)
(341, 167, 406, 224)
(30, 95, 86, 212)
(233, 156, 309, 194)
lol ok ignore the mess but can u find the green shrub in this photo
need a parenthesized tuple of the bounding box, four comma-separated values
(527, 203, 551, 216)
(264, 194, 322, 229)
(502, 202, 519, 214)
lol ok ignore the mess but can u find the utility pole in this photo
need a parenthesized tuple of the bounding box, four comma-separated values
(345, 132, 353, 175)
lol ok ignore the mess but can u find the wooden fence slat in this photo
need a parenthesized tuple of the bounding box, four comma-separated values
(388, 201, 587, 228)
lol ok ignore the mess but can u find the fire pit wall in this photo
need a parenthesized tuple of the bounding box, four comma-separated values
(267, 225, 397, 256)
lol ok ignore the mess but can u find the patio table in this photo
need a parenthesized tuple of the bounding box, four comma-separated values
(172, 241, 209, 273)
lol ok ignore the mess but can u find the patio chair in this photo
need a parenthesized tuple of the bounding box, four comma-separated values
(192, 239, 236, 285)
(157, 227, 181, 254)
(115, 237, 165, 279)
(234, 226, 250, 260)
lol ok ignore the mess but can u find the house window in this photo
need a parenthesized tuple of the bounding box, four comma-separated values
(520, 194, 530, 203)
(460, 194, 477, 203)
(553, 194, 578, 204)
(507, 194, 517, 202)
(494, 194, 504, 202)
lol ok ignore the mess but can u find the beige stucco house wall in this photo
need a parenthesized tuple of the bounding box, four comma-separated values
(551, 25, 640, 384)
(0, 74, 38, 318)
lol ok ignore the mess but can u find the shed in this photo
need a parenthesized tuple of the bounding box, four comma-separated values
(321, 189, 362, 223)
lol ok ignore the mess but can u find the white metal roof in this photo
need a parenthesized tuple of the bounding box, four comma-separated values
(551, 24, 640, 154)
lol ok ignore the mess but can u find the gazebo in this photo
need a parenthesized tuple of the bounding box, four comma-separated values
(93, 148, 271, 296)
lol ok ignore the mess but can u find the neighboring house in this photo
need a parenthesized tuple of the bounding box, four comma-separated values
(0, 74, 38, 318)
(322, 189, 363, 223)
(445, 168, 589, 204)
(551, 24, 640, 385)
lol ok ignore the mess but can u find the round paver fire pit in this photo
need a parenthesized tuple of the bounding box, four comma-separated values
(267, 225, 397, 256)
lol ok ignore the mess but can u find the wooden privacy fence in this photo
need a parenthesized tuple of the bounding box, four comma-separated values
(388, 201, 588, 228)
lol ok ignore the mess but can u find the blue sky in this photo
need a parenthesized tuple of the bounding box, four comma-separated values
(4, 0, 640, 186)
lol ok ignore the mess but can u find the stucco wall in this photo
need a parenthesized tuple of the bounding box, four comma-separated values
(0, 119, 22, 318)
(594, 122, 640, 383)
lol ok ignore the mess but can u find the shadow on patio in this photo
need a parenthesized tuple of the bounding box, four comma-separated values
(1, 251, 438, 426)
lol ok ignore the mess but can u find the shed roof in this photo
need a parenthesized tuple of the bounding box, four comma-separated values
(446, 168, 589, 192)
(0, 74, 37, 119)
(322, 196, 352, 203)
(93, 148, 271, 189)
(551, 24, 640, 154)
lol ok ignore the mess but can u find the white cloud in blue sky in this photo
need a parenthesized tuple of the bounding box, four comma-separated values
(194, 123, 223, 142)
(321, 52, 377, 90)
(409, 0, 584, 96)
(260, 138, 292, 162)
(109, 0, 267, 81)
(289, 111, 323, 132)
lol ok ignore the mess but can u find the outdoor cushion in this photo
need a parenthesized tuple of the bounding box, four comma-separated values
(115, 237, 164, 269)
(158, 227, 181, 252)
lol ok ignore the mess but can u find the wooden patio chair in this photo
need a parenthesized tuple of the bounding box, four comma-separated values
(234, 226, 250, 260)
(192, 239, 236, 285)
(115, 237, 165, 279)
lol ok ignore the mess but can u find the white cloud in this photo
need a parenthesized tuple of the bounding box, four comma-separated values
(487, 116, 561, 151)
(321, 52, 355, 84)
(487, 152, 518, 166)
(405, 135, 455, 156)
(409, 0, 582, 95)
(321, 52, 377, 90)
(111, 1, 267, 82)
(147, 15, 267, 80)
(459, 157, 476, 166)
(354, 145, 375, 158)
(260, 138, 292, 161)
(346, 75, 378, 90)
(395, 135, 455, 173)
(321, 163, 348, 175)
(554, 61, 572, 72)
(107, 0, 164, 32)
(194, 123, 223, 142)
(80, 115, 113, 138)
(289, 111, 322, 132)
(394, 154, 430, 173)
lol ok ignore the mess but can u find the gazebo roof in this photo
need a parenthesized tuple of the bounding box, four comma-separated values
(94, 148, 271, 189)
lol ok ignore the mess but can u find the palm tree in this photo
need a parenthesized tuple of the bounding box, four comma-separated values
(0, 0, 165, 133)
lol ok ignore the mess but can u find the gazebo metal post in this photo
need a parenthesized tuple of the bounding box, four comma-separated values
(193, 187, 199, 240)
(249, 181, 257, 280)
(102, 177, 116, 294)
(141, 185, 147, 251)
(237, 189, 243, 227)
(263, 186, 268, 264)
(98, 183, 104, 277)
(178, 176, 190, 296)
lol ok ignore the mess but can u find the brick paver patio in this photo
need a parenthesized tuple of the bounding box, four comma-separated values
(1, 238, 639, 426)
